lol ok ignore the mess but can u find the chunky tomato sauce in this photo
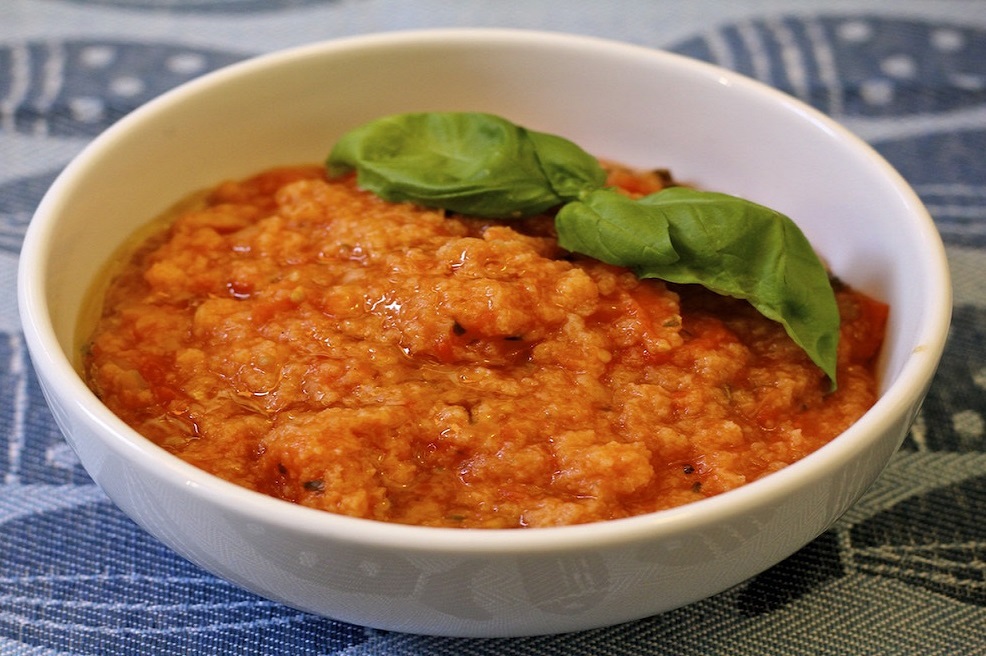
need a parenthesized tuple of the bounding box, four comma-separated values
(84, 165, 887, 528)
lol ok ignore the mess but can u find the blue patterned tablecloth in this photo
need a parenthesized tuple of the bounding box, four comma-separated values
(2, 1, 984, 654)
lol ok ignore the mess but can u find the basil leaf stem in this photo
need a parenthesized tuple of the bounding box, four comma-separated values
(327, 112, 606, 217)
(556, 188, 840, 387)
(327, 112, 841, 387)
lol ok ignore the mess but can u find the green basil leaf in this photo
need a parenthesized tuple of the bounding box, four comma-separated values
(326, 111, 841, 388)
(556, 188, 840, 387)
(327, 112, 606, 217)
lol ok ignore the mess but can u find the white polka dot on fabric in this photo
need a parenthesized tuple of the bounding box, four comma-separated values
(952, 409, 984, 440)
(109, 75, 145, 97)
(860, 78, 894, 105)
(930, 27, 965, 52)
(166, 52, 207, 75)
(880, 54, 917, 79)
(69, 96, 105, 123)
(973, 366, 986, 390)
(79, 45, 116, 68)
(949, 73, 985, 91)
(837, 20, 872, 43)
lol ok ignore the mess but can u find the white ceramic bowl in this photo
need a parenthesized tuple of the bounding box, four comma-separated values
(18, 29, 951, 637)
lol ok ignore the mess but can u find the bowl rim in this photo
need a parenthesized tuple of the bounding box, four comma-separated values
(17, 27, 953, 555)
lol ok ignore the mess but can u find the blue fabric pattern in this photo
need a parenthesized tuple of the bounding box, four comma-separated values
(673, 16, 986, 117)
(0, 41, 244, 137)
(2, 2, 985, 653)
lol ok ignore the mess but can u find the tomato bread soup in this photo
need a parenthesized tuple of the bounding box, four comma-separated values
(83, 165, 887, 528)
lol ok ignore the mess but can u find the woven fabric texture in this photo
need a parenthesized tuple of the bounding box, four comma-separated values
(2, 1, 984, 653)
